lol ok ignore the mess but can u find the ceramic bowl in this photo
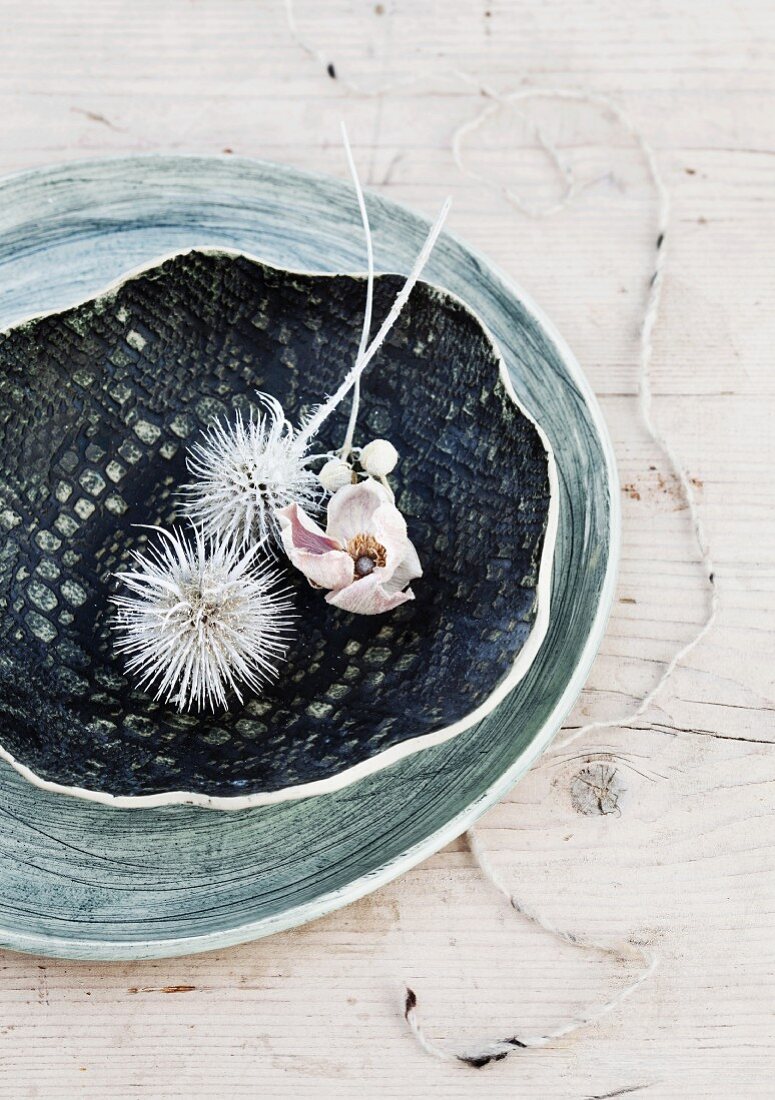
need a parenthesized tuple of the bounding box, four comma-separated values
(0, 247, 555, 807)
(0, 156, 616, 959)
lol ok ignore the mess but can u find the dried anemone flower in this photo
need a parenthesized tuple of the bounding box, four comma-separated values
(277, 479, 422, 615)
(111, 525, 294, 711)
(181, 393, 323, 549)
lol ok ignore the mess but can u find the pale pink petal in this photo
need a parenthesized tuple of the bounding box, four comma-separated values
(277, 504, 354, 590)
(369, 500, 411, 584)
(325, 573, 415, 615)
(277, 503, 342, 554)
(326, 480, 387, 543)
(294, 548, 355, 591)
(383, 538, 423, 594)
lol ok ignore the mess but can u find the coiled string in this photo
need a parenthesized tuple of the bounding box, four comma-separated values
(283, 0, 717, 1066)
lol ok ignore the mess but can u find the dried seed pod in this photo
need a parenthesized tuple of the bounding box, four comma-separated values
(318, 458, 354, 492)
(360, 438, 399, 477)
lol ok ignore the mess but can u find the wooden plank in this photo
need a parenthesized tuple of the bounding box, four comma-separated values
(0, 0, 773, 1095)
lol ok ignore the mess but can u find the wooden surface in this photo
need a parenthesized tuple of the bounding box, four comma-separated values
(1, 1, 773, 1095)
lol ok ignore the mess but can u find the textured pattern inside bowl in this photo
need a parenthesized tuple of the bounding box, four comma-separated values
(0, 250, 551, 798)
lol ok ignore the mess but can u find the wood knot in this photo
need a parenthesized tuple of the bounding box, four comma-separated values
(570, 762, 626, 816)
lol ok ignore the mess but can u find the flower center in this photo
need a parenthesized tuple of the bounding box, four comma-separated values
(346, 533, 387, 579)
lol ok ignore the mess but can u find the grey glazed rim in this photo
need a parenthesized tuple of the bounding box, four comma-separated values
(0, 155, 619, 959)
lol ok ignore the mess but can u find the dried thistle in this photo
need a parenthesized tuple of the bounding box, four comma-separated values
(111, 525, 294, 711)
(181, 393, 322, 549)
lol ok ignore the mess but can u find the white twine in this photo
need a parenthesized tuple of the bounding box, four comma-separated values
(282, 0, 717, 1067)
(404, 832, 657, 1068)
(338, 121, 374, 463)
(450, 87, 718, 755)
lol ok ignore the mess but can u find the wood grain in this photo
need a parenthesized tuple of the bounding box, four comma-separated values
(0, 0, 773, 1096)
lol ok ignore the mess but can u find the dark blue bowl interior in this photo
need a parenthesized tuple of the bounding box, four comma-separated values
(0, 250, 551, 798)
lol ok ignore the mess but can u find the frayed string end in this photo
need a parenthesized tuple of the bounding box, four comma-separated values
(402, 832, 657, 1068)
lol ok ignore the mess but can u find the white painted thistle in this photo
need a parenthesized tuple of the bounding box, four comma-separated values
(181, 393, 323, 548)
(111, 525, 294, 712)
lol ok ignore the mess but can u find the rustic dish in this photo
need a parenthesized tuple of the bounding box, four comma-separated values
(0, 156, 616, 958)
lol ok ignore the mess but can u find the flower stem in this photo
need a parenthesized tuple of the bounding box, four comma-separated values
(299, 194, 452, 448)
(339, 122, 374, 463)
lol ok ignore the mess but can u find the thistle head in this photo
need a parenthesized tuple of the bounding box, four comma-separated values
(111, 525, 294, 711)
(181, 393, 323, 549)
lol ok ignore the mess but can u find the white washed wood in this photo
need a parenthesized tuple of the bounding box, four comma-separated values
(0, 0, 773, 1096)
